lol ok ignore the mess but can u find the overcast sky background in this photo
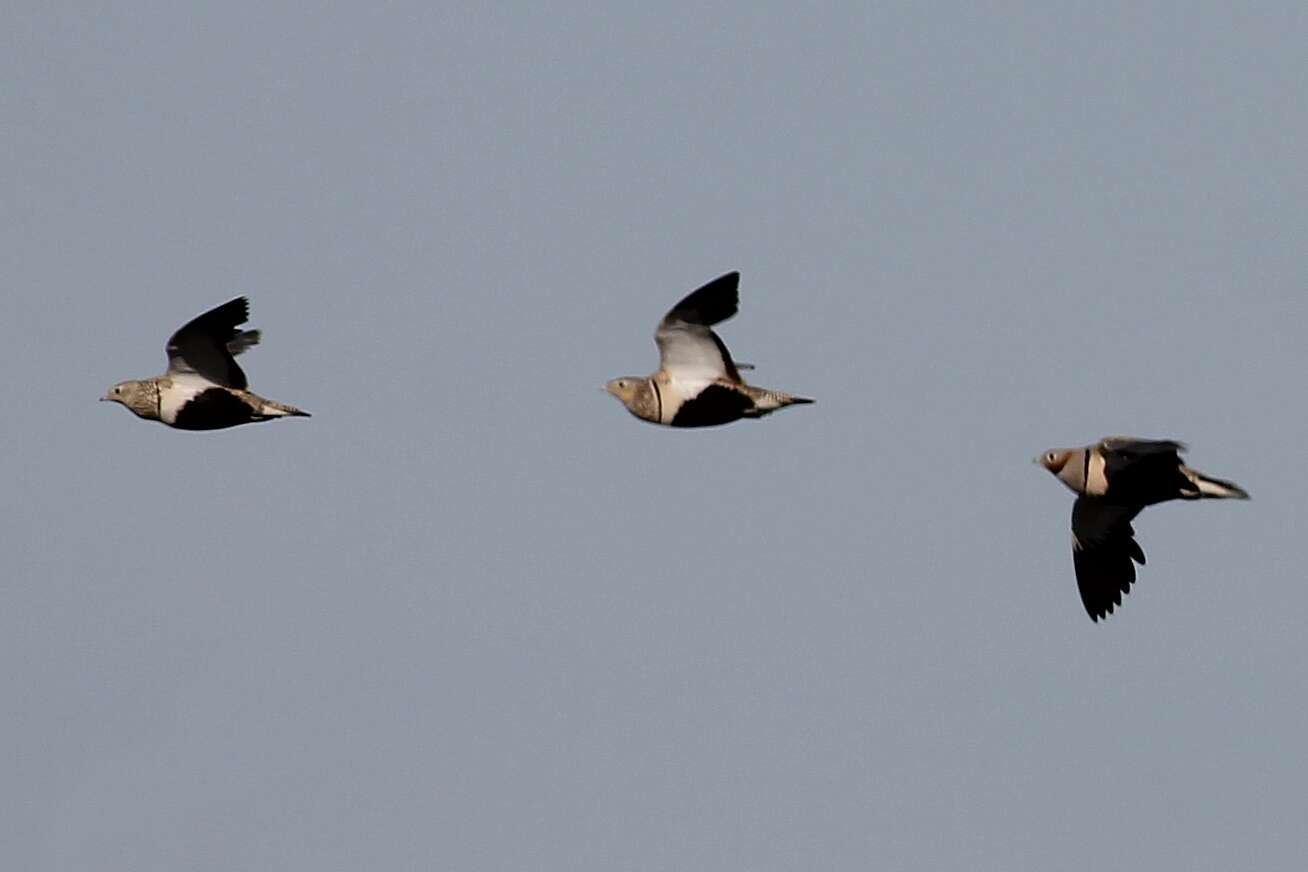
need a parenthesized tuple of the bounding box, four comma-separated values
(3, 3, 1306, 870)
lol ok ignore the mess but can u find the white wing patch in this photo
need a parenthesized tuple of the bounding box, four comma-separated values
(655, 323, 729, 396)
(158, 373, 217, 425)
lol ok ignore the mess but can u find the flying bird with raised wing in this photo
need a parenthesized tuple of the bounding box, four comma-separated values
(1037, 437, 1248, 621)
(102, 297, 309, 430)
(605, 272, 813, 428)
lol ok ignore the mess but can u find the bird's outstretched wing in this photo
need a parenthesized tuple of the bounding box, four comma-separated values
(165, 297, 256, 389)
(1071, 497, 1146, 621)
(655, 272, 743, 385)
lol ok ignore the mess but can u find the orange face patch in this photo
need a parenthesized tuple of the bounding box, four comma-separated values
(1040, 451, 1069, 473)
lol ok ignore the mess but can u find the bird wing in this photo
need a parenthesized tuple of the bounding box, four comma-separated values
(1070, 497, 1146, 621)
(1097, 437, 1185, 473)
(654, 272, 743, 386)
(165, 297, 253, 389)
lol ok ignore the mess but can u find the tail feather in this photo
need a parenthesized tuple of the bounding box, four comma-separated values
(1182, 466, 1249, 499)
(257, 398, 310, 418)
(743, 387, 814, 416)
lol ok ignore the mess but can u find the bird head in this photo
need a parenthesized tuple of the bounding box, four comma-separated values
(604, 377, 641, 404)
(101, 380, 157, 419)
(604, 377, 660, 423)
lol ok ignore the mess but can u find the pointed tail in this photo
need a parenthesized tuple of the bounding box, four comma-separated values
(258, 398, 311, 418)
(1182, 466, 1249, 499)
(744, 387, 814, 416)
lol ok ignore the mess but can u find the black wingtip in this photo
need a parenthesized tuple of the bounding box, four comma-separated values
(666, 272, 741, 326)
(1074, 543, 1141, 623)
(198, 296, 251, 326)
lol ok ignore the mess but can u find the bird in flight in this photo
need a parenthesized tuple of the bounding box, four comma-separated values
(1037, 437, 1248, 621)
(102, 297, 309, 430)
(605, 271, 813, 428)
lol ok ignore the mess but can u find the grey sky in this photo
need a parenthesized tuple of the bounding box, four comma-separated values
(4, 3, 1306, 869)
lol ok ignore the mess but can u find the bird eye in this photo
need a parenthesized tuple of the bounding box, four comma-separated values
(1046, 452, 1056, 462)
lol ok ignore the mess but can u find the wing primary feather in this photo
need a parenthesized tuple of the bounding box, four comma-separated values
(662, 272, 740, 328)
(165, 297, 253, 389)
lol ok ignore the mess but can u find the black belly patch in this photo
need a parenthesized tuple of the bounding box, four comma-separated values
(172, 388, 259, 430)
(670, 384, 754, 428)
